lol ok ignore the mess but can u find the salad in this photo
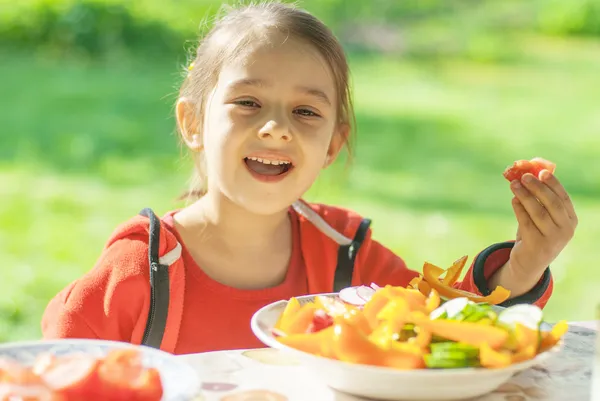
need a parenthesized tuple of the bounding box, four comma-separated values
(274, 280, 567, 370)
(0, 348, 163, 401)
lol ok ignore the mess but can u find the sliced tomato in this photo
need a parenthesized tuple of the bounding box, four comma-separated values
(130, 368, 163, 401)
(40, 354, 100, 400)
(503, 157, 556, 182)
(98, 349, 163, 401)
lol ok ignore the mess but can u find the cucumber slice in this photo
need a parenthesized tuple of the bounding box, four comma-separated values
(430, 342, 479, 358)
(424, 354, 480, 369)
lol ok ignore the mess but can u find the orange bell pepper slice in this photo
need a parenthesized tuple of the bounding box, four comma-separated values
(386, 287, 427, 311)
(539, 320, 568, 352)
(479, 342, 512, 368)
(411, 312, 509, 349)
(422, 262, 511, 304)
(425, 289, 440, 313)
(362, 290, 392, 330)
(277, 326, 336, 358)
(408, 276, 422, 290)
(333, 321, 423, 369)
(442, 255, 467, 286)
(340, 308, 373, 336)
(279, 303, 318, 335)
(514, 323, 539, 351)
(417, 279, 432, 297)
(274, 297, 301, 331)
(408, 327, 432, 350)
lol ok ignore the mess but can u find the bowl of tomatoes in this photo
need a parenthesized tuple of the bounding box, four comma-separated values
(0, 339, 200, 401)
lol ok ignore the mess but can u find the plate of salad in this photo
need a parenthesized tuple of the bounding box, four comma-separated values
(0, 339, 200, 400)
(251, 283, 567, 401)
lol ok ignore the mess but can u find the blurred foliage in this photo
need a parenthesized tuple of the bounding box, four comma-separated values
(2, 0, 600, 61)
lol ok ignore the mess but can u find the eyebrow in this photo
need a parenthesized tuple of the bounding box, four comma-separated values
(226, 78, 332, 106)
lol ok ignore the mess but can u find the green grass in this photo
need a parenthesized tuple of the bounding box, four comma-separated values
(1, 33, 600, 342)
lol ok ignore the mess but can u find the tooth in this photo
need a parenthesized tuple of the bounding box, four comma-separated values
(262, 159, 271, 164)
(272, 161, 280, 165)
(257, 158, 263, 163)
(250, 157, 257, 161)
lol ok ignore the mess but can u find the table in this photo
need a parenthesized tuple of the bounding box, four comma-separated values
(178, 321, 599, 401)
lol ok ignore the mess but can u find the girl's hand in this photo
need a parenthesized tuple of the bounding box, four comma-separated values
(505, 170, 578, 291)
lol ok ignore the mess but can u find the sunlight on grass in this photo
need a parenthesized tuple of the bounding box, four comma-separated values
(1, 34, 599, 342)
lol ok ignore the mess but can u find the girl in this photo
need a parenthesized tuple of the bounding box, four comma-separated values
(42, 1, 578, 355)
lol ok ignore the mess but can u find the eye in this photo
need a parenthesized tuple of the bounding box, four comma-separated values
(234, 99, 260, 108)
(294, 108, 320, 118)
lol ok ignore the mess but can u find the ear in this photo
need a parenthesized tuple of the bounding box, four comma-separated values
(176, 97, 203, 151)
(324, 123, 349, 168)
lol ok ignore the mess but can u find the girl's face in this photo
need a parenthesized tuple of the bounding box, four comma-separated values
(200, 36, 346, 215)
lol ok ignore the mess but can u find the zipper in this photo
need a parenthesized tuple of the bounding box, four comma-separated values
(142, 262, 159, 345)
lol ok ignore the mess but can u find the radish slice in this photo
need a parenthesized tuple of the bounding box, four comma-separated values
(339, 286, 373, 306)
(356, 286, 375, 302)
(498, 304, 543, 330)
(430, 297, 471, 320)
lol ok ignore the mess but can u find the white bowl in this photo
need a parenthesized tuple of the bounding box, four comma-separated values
(0, 339, 200, 401)
(251, 293, 562, 401)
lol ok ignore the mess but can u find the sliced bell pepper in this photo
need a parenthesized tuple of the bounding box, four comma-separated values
(442, 255, 467, 286)
(479, 342, 512, 368)
(539, 320, 568, 352)
(417, 279, 432, 297)
(514, 323, 539, 351)
(376, 298, 410, 328)
(511, 344, 537, 364)
(408, 326, 432, 350)
(274, 297, 301, 331)
(408, 276, 422, 290)
(422, 262, 511, 305)
(277, 326, 335, 358)
(340, 308, 372, 336)
(362, 290, 392, 330)
(279, 303, 318, 335)
(386, 287, 427, 311)
(332, 321, 423, 369)
(411, 312, 509, 349)
(425, 289, 440, 313)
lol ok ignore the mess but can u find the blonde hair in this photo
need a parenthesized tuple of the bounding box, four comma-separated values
(178, 1, 355, 201)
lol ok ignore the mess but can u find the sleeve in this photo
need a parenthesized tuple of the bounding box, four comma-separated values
(355, 231, 553, 309)
(41, 235, 151, 343)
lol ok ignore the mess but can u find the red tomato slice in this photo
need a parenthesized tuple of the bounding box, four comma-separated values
(130, 368, 163, 401)
(503, 157, 556, 182)
(98, 349, 162, 401)
(40, 355, 99, 399)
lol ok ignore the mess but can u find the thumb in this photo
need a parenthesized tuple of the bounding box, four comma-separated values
(516, 226, 522, 242)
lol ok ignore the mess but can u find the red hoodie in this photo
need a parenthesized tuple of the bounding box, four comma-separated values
(41, 202, 553, 355)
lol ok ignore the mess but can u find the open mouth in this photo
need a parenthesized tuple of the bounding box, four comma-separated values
(244, 156, 294, 177)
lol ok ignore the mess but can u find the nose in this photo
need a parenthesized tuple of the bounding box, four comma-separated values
(257, 119, 292, 142)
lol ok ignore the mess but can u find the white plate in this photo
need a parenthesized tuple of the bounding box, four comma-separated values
(251, 293, 563, 401)
(0, 339, 200, 401)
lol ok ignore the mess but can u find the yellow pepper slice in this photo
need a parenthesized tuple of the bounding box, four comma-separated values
(423, 262, 511, 305)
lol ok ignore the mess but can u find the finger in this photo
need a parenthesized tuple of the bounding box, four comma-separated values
(520, 173, 570, 227)
(511, 196, 541, 239)
(511, 179, 555, 236)
(539, 170, 578, 224)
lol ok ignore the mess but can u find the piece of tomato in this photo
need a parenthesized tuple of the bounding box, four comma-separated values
(40, 354, 100, 400)
(503, 157, 556, 182)
(97, 349, 163, 401)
